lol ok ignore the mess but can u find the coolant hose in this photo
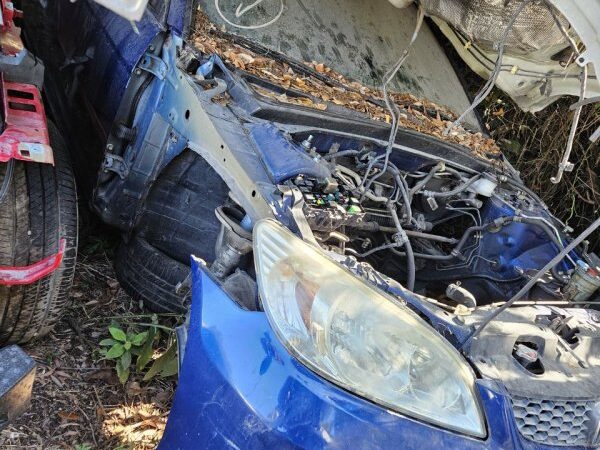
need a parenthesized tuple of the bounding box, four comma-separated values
(403, 239, 416, 291)
(390, 249, 455, 261)
(409, 163, 439, 199)
(454, 224, 488, 254)
(421, 174, 481, 198)
(323, 149, 360, 161)
(389, 202, 415, 291)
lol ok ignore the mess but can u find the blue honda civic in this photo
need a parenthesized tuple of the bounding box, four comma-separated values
(22, 0, 600, 448)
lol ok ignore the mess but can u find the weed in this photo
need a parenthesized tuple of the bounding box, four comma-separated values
(100, 316, 179, 384)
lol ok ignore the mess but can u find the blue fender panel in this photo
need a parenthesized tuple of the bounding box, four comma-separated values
(55, 0, 162, 127)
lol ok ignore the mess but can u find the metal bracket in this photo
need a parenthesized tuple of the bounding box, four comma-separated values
(102, 153, 130, 179)
(194, 78, 228, 100)
(138, 52, 167, 80)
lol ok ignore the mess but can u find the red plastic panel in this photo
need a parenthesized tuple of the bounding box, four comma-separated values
(0, 78, 54, 164)
(0, 239, 65, 286)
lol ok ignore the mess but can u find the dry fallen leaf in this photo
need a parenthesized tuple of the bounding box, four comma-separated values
(58, 411, 81, 422)
(493, 107, 505, 117)
(192, 10, 503, 161)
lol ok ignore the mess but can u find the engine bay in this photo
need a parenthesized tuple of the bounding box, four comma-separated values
(277, 131, 600, 310)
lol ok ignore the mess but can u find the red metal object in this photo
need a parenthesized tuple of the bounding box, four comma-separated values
(0, 3, 59, 288)
(0, 239, 65, 286)
(0, 78, 54, 164)
(0, 0, 23, 57)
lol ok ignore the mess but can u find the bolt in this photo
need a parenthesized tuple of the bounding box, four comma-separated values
(106, 143, 114, 151)
(135, 68, 142, 75)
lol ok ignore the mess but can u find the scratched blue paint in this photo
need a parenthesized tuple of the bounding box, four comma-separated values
(159, 259, 564, 450)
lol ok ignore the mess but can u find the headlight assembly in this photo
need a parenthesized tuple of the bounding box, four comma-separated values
(253, 219, 486, 438)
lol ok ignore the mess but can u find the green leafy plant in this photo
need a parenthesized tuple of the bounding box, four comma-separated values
(99, 317, 179, 384)
(143, 341, 178, 381)
(74, 445, 93, 450)
(100, 324, 150, 383)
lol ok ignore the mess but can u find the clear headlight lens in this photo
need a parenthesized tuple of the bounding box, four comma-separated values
(254, 220, 486, 438)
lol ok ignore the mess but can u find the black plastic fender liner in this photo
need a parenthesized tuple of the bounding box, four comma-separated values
(136, 150, 230, 266)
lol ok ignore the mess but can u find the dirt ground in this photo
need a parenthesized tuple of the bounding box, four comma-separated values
(0, 226, 179, 450)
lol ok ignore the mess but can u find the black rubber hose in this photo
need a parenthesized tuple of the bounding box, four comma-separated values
(454, 224, 488, 254)
(409, 164, 439, 199)
(403, 229, 458, 244)
(368, 161, 414, 223)
(0, 160, 15, 204)
(353, 222, 459, 245)
(323, 150, 359, 160)
(404, 216, 576, 273)
(403, 240, 416, 288)
(389, 203, 415, 291)
(390, 249, 455, 261)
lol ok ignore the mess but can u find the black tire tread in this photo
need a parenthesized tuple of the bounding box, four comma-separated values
(0, 122, 78, 344)
(114, 237, 189, 314)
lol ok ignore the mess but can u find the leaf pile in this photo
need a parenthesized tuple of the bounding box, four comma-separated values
(191, 9, 501, 161)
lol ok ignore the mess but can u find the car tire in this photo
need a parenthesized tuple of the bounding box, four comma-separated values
(0, 122, 78, 344)
(136, 150, 229, 266)
(114, 236, 189, 313)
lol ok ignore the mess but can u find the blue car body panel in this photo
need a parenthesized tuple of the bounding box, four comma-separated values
(248, 123, 331, 183)
(159, 259, 576, 450)
(53, 0, 188, 132)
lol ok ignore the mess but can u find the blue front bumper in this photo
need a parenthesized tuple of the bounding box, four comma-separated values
(159, 259, 567, 450)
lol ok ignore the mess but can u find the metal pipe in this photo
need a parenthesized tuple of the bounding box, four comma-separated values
(422, 174, 481, 198)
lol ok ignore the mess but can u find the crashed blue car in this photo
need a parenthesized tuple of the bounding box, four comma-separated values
(23, 0, 600, 448)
